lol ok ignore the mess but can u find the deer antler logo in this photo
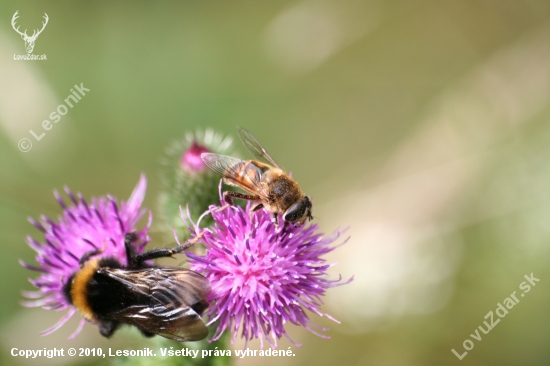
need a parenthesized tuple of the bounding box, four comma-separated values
(11, 11, 49, 54)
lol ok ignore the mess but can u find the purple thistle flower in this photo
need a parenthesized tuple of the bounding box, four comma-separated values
(21, 175, 151, 339)
(182, 200, 352, 349)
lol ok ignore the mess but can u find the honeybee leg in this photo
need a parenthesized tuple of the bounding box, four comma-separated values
(248, 203, 265, 221)
(222, 191, 232, 205)
(272, 213, 279, 226)
(251, 203, 264, 212)
(98, 320, 120, 338)
(223, 191, 260, 205)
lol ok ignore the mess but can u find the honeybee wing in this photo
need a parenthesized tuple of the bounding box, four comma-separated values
(101, 267, 210, 342)
(201, 153, 271, 200)
(201, 153, 244, 177)
(237, 127, 282, 169)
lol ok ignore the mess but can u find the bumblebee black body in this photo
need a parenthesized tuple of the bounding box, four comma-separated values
(63, 234, 211, 341)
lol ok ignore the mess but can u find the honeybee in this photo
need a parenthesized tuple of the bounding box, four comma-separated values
(201, 127, 313, 226)
(63, 233, 210, 341)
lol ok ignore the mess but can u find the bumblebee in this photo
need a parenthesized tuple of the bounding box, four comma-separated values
(201, 127, 313, 226)
(63, 233, 210, 341)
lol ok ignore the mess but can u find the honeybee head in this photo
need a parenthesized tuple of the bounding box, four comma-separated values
(283, 196, 313, 226)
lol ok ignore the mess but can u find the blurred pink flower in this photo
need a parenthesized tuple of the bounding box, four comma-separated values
(181, 141, 211, 173)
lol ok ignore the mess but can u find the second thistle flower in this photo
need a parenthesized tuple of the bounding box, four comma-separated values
(184, 202, 352, 349)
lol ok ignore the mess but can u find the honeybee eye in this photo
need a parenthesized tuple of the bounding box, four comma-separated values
(284, 199, 310, 222)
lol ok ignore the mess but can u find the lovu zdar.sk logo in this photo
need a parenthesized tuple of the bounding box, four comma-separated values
(12, 10, 48, 60)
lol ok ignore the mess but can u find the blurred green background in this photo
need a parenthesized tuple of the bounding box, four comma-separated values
(1, 1, 550, 365)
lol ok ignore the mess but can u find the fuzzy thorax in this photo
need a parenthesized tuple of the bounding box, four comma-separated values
(70, 259, 100, 322)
